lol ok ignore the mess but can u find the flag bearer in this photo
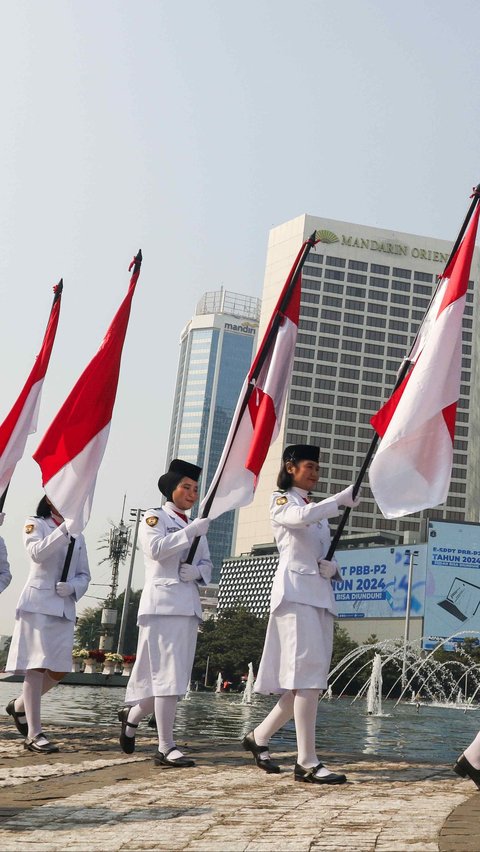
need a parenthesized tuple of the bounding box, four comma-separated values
(118, 459, 211, 767)
(0, 513, 12, 594)
(5, 496, 90, 753)
(242, 444, 360, 784)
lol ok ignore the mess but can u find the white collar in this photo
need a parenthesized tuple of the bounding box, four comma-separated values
(163, 501, 190, 523)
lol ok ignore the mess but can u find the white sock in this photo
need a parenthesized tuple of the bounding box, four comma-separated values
(294, 688, 321, 767)
(464, 730, 480, 769)
(23, 670, 45, 739)
(125, 697, 154, 737)
(253, 691, 295, 758)
(15, 670, 60, 718)
(154, 695, 178, 754)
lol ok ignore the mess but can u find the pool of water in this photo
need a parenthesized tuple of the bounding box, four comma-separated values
(1, 681, 478, 764)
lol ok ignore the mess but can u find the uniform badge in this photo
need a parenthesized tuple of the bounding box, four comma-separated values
(146, 516, 158, 527)
(25, 524, 35, 534)
(276, 496, 288, 506)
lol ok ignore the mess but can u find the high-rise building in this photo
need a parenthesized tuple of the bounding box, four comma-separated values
(234, 214, 480, 557)
(167, 288, 260, 580)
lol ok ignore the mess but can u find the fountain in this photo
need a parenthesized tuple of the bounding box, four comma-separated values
(366, 653, 383, 716)
(326, 685, 333, 700)
(215, 672, 223, 693)
(241, 662, 255, 705)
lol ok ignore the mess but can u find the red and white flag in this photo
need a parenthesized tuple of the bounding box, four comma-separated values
(369, 207, 480, 518)
(0, 282, 62, 501)
(33, 251, 142, 534)
(201, 240, 310, 520)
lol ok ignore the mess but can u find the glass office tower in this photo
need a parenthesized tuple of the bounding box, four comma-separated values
(167, 289, 260, 581)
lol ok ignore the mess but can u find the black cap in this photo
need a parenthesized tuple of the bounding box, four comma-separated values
(282, 444, 320, 464)
(158, 459, 202, 500)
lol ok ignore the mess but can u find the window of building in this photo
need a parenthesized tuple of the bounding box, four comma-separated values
(391, 292, 410, 305)
(321, 309, 342, 321)
(314, 380, 336, 394)
(346, 286, 364, 298)
(390, 306, 409, 318)
(369, 288, 388, 301)
(344, 326, 363, 338)
(338, 381, 358, 393)
(315, 365, 337, 377)
(293, 360, 314, 373)
(345, 299, 365, 311)
(290, 389, 312, 402)
(392, 267, 411, 279)
(360, 398, 379, 410)
(389, 319, 409, 331)
(364, 343, 384, 354)
(369, 276, 389, 287)
(295, 347, 315, 359)
(300, 306, 318, 317)
(326, 256, 346, 267)
(301, 292, 320, 304)
(363, 357, 383, 369)
(314, 393, 335, 405)
(322, 295, 342, 308)
(298, 319, 318, 332)
(361, 384, 382, 397)
(342, 340, 362, 352)
(347, 272, 367, 285)
(319, 322, 341, 336)
(324, 269, 345, 281)
(336, 395, 358, 407)
(290, 403, 310, 416)
(414, 283, 431, 295)
(323, 282, 343, 294)
(371, 263, 390, 275)
(317, 349, 339, 362)
(344, 312, 364, 325)
(333, 439, 355, 451)
(336, 410, 357, 422)
(369, 302, 388, 315)
(389, 333, 408, 345)
(287, 418, 309, 431)
(348, 259, 368, 271)
(366, 316, 385, 328)
(336, 424, 356, 436)
(339, 367, 360, 379)
(292, 373, 313, 387)
(303, 278, 322, 291)
(362, 370, 382, 383)
(308, 252, 323, 263)
(340, 353, 361, 366)
(414, 271, 433, 282)
(303, 265, 322, 278)
(411, 310, 424, 321)
(297, 333, 316, 346)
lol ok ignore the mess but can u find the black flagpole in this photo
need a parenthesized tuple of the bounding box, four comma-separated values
(184, 230, 320, 565)
(326, 184, 480, 561)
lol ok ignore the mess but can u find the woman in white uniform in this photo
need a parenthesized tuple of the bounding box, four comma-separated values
(5, 496, 90, 753)
(242, 444, 360, 784)
(119, 459, 212, 767)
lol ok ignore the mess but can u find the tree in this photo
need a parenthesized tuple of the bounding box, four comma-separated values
(192, 607, 268, 686)
(75, 589, 142, 654)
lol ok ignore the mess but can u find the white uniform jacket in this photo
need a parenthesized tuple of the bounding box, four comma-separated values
(0, 536, 11, 593)
(137, 503, 212, 620)
(15, 517, 90, 620)
(269, 488, 341, 616)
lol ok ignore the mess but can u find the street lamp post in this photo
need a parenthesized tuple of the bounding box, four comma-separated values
(117, 508, 144, 656)
(401, 549, 418, 690)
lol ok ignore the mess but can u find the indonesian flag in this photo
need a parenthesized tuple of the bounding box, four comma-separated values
(0, 282, 62, 501)
(369, 207, 480, 518)
(33, 251, 142, 534)
(201, 240, 308, 520)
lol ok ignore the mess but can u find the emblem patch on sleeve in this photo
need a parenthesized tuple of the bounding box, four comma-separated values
(276, 496, 288, 506)
(25, 524, 35, 534)
(146, 516, 158, 527)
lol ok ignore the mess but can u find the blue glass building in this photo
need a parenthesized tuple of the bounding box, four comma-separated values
(167, 289, 260, 581)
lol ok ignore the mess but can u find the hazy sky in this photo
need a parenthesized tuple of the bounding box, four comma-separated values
(1, 0, 479, 635)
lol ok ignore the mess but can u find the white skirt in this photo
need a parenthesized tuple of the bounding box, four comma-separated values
(254, 601, 334, 694)
(6, 611, 74, 674)
(125, 614, 199, 702)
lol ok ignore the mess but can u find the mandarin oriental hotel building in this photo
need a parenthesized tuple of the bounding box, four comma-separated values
(233, 213, 480, 564)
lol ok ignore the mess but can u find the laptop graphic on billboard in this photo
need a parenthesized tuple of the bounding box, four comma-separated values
(438, 577, 480, 622)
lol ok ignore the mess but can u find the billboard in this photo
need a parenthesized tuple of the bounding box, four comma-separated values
(333, 544, 427, 619)
(423, 520, 480, 648)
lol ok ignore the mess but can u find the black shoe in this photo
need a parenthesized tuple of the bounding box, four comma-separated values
(154, 747, 195, 768)
(24, 734, 59, 754)
(242, 730, 280, 774)
(5, 699, 28, 737)
(453, 754, 480, 789)
(294, 762, 347, 784)
(118, 707, 137, 755)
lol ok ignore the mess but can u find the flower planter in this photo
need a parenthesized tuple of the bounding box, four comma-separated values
(102, 662, 115, 676)
(71, 659, 82, 673)
(83, 658, 96, 674)
(122, 664, 133, 677)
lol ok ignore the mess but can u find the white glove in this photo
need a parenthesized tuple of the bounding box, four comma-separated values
(318, 559, 339, 579)
(187, 517, 210, 537)
(334, 485, 361, 509)
(56, 581, 75, 598)
(0, 512, 5, 526)
(179, 563, 202, 582)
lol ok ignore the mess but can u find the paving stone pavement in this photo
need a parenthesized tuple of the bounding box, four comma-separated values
(0, 720, 479, 852)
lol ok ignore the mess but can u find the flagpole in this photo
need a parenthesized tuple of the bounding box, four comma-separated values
(184, 230, 320, 565)
(326, 184, 480, 561)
